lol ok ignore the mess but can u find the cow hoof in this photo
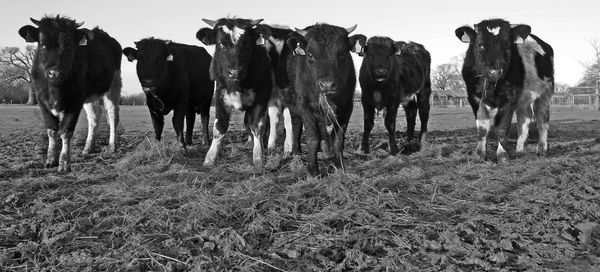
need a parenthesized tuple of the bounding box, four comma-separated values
(497, 154, 509, 164)
(307, 166, 319, 177)
(389, 146, 399, 156)
(536, 150, 547, 157)
(45, 161, 58, 168)
(82, 148, 93, 155)
(474, 149, 486, 161)
(57, 164, 71, 173)
(360, 144, 370, 154)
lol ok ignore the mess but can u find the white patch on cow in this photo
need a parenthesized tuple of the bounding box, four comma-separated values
(268, 37, 285, 55)
(475, 118, 491, 132)
(516, 117, 532, 153)
(487, 26, 501, 36)
(267, 106, 280, 149)
(204, 119, 223, 166)
(326, 124, 333, 136)
(537, 123, 549, 154)
(496, 141, 507, 157)
(283, 108, 293, 154)
(221, 25, 245, 44)
(485, 104, 498, 120)
(46, 129, 58, 166)
(252, 130, 263, 166)
(50, 109, 59, 117)
(223, 91, 243, 110)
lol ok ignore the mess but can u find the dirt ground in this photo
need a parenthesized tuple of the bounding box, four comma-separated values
(1, 104, 600, 271)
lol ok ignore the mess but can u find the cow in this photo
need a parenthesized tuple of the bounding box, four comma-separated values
(357, 37, 432, 155)
(18, 15, 122, 172)
(455, 19, 554, 163)
(285, 23, 364, 176)
(196, 18, 273, 166)
(252, 24, 296, 154)
(122, 38, 214, 148)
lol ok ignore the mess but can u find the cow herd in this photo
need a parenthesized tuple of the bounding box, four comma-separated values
(18, 15, 554, 176)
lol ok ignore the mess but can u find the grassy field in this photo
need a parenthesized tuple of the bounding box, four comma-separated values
(1, 104, 600, 271)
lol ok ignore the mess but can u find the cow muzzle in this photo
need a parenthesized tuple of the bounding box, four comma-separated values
(225, 68, 241, 81)
(487, 69, 503, 80)
(318, 79, 337, 94)
(374, 68, 388, 82)
(47, 68, 63, 84)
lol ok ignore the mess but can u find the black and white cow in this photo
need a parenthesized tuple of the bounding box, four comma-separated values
(455, 19, 554, 162)
(122, 38, 214, 148)
(196, 18, 272, 166)
(19, 16, 122, 172)
(357, 37, 432, 155)
(285, 24, 363, 175)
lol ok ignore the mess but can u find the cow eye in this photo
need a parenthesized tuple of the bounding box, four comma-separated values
(307, 52, 314, 58)
(217, 43, 224, 49)
(478, 44, 485, 50)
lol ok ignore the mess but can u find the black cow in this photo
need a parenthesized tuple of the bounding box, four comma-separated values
(455, 19, 554, 162)
(196, 18, 272, 166)
(19, 16, 122, 172)
(122, 38, 214, 148)
(285, 24, 363, 175)
(357, 37, 432, 155)
(254, 24, 296, 154)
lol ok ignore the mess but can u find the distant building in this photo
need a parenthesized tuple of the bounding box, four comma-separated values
(432, 89, 468, 107)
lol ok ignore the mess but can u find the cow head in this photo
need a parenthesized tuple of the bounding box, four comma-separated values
(196, 18, 263, 83)
(359, 36, 406, 83)
(122, 38, 174, 94)
(19, 16, 93, 111)
(287, 24, 363, 95)
(455, 19, 531, 81)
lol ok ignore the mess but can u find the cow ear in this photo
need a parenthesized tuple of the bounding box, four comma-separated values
(511, 24, 531, 44)
(394, 41, 406, 55)
(455, 26, 475, 43)
(19, 25, 38, 43)
(78, 28, 94, 46)
(122, 47, 137, 62)
(287, 35, 307, 56)
(196, 28, 216, 45)
(254, 24, 272, 45)
(348, 34, 366, 55)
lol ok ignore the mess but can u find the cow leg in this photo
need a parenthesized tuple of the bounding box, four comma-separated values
(282, 107, 293, 155)
(58, 131, 74, 173)
(475, 104, 495, 160)
(360, 103, 375, 154)
(149, 109, 165, 141)
(534, 91, 552, 157)
(200, 105, 210, 146)
(404, 100, 418, 142)
(204, 103, 230, 166)
(331, 123, 347, 171)
(385, 105, 400, 155)
(103, 91, 120, 153)
(82, 101, 102, 155)
(515, 97, 534, 157)
(291, 112, 303, 154)
(320, 123, 331, 156)
(185, 109, 196, 145)
(494, 104, 516, 164)
(303, 116, 320, 176)
(46, 129, 59, 168)
(246, 106, 267, 166)
(267, 104, 280, 151)
(172, 102, 187, 149)
(418, 90, 431, 143)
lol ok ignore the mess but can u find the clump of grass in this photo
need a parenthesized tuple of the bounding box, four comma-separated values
(114, 137, 182, 174)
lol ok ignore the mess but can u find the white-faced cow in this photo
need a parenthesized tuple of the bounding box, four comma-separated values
(122, 38, 214, 148)
(286, 24, 364, 176)
(455, 19, 554, 162)
(196, 18, 272, 166)
(19, 16, 122, 172)
(357, 37, 432, 155)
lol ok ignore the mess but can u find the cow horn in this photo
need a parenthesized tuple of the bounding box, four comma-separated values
(165, 40, 172, 45)
(345, 24, 357, 34)
(294, 28, 308, 37)
(250, 19, 263, 27)
(202, 19, 218, 28)
(75, 21, 85, 28)
(30, 18, 40, 26)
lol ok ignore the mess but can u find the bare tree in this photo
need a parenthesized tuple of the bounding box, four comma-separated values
(578, 39, 600, 88)
(0, 46, 36, 104)
(432, 55, 465, 93)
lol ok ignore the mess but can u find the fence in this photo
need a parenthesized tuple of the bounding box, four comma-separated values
(551, 93, 599, 110)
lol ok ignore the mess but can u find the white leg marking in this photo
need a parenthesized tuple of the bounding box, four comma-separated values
(475, 118, 491, 157)
(104, 71, 122, 153)
(58, 131, 73, 172)
(283, 108, 293, 154)
(516, 117, 531, 153)
(82, 101, 101, 154)
(252, 130, 263, 166)
(496, 141, 507, 157)
(267, 106, 279, 150)
(46, 129, 58, 166)
(204, 119, 223, 166)
(537, 123, 549, 155)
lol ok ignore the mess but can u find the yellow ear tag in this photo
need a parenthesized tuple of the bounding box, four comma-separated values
(256, 34, 265, 45)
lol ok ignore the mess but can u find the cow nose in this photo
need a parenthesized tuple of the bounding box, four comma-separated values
(375, 68, 388, 76)
(489, 69, 502, 78)
(47, 68, 61, 80)
(226, 68, 239, 79)
(318, 79, 336, 92)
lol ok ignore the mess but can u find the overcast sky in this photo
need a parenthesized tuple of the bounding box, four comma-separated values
(3, 0, 599, 95)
